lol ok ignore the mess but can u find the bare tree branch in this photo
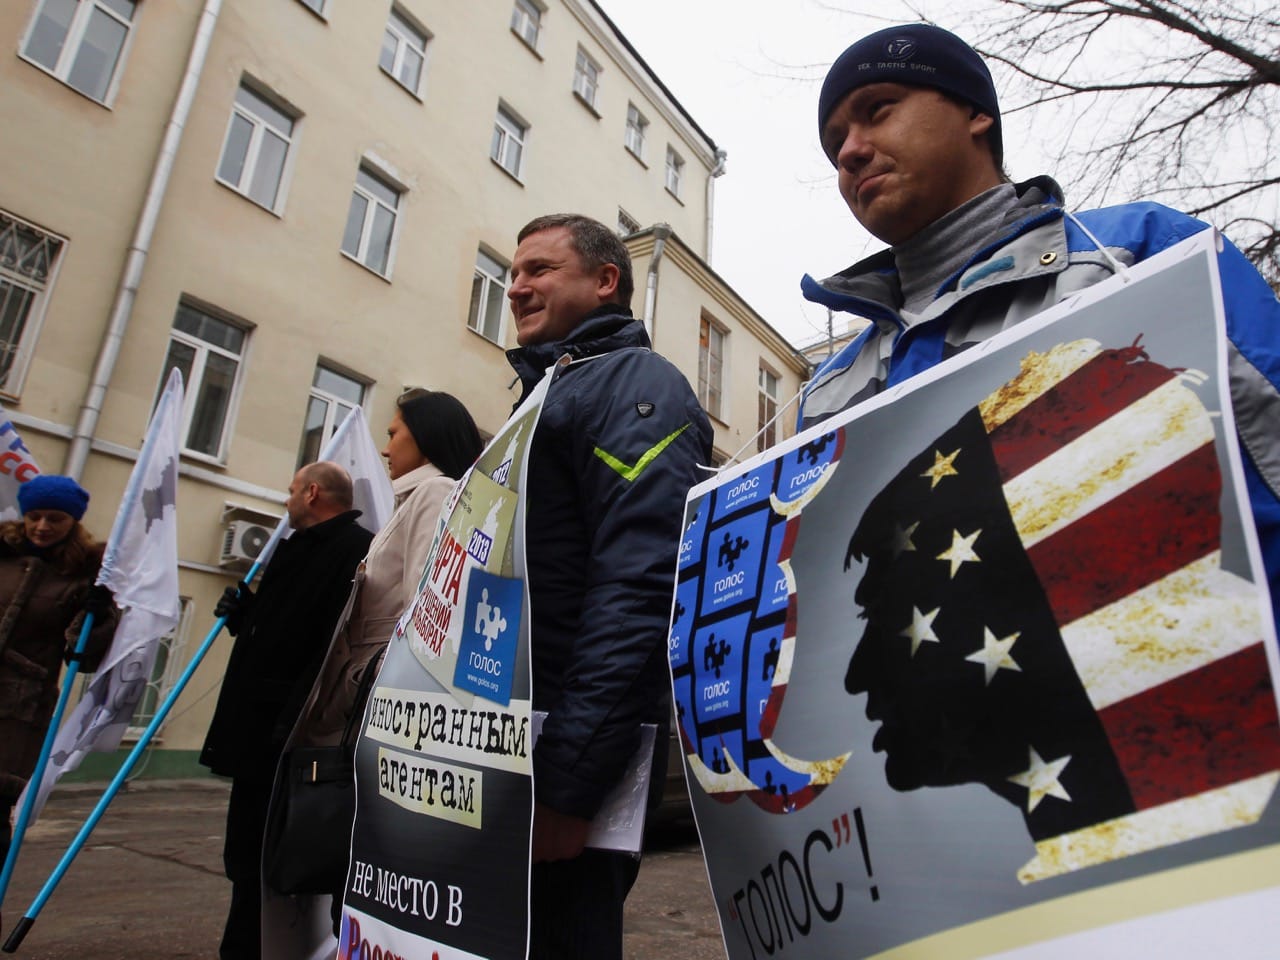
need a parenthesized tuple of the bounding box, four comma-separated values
(939, 0, 1280, 287)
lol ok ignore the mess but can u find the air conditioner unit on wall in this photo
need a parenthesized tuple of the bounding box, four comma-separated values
(220, 519, 272, 567)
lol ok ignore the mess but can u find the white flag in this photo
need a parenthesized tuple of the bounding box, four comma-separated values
(19, 369, 184, 818)
(321, 406, 394, 536)
(0, 405, 42, 522)
(255, 406, 395, 568)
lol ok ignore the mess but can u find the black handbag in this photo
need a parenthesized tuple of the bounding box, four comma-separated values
(261, 655, 379, 896)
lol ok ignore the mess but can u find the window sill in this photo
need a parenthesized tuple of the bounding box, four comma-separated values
(489, 158, 525, 186)
(295, 0, 329, 22)
(19, 55, 114, 109)
(181, 448, 229, 470)
(466, 325, 507, 350)
(665, 186, 685, 206)
(573, 91, 602, 118)
(511, 30, 543, 60)
(214, 178, 285, 218)
(625, 147, 648, 169)
(340, 250, 394, 283)
(379, 66, 425, 103)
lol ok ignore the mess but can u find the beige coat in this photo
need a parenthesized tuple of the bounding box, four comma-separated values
(295, 463, 456, 744)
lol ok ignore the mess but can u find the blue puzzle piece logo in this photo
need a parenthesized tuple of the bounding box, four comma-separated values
(669, 578, 699, 670)
(775, 431, 842, 506)
(713, 463, 773, 520)
(454, 568, 523, 705)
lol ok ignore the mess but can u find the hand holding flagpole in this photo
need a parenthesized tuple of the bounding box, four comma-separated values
(1, 401, 393, 952)
(0, 368, 184, 951)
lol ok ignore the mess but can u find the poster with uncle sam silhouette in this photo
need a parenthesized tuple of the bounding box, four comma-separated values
(342, 365, 552, 960)
(673, 231, 1280, 959)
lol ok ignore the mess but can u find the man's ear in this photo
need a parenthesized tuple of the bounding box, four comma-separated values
(597, 263, 621, 300)
(969, 110, 994, 138)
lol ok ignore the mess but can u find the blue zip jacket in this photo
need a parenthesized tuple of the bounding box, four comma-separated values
(799, 178, 1280, 637)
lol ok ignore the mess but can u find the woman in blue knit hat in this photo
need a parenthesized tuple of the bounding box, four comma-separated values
(0, 474, 118, 860)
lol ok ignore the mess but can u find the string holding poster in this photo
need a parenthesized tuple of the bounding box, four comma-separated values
(673, 231, 1280, 959)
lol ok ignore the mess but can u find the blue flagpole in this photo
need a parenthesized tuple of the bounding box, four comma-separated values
(0, 613, 95, 911)
(0, 371, 179, 921)
(0, 559, 265, 953)
(1, 398, 371, 949)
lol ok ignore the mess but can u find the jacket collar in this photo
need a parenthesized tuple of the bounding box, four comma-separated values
(506, 305, 650, 400)
(802, 176, 1067, 330)
(392, 462, 445, 506)
(286, 509, 362, 544)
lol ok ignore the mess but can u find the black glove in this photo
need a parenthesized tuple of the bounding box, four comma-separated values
(215, 583, 253, 633)
(82, 583, 115, 621)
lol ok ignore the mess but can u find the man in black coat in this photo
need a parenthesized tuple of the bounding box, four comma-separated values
(200, 460, 373, 960)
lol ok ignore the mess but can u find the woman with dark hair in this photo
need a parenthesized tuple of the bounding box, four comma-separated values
(299, 389, 482, 740)
(0, 475, 117, 861)
(269, 392, 482, 926)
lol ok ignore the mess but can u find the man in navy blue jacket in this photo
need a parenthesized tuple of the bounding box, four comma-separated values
(506, 214, 713, 959)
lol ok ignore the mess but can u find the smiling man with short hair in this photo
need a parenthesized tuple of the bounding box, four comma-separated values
(505, 213, 712, 959)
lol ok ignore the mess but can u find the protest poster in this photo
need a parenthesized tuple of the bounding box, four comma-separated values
(339, 365, 552, 960)
(672, 231, 1280, 959)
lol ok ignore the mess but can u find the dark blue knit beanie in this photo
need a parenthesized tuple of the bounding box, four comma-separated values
(18, 474, 89, 520)
(818, 24, 1001, 164)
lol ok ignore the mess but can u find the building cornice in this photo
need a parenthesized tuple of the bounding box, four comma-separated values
(566, 0, 720, 169)
(626, 228, 809, 375)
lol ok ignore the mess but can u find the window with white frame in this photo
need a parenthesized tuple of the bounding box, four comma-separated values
(216, 82, 297, 212)
(379, 5, 429, 96)
(617, 209, 640, 237)
(510, 0, 541, 50)
(159, 301, 247, 460)
(125, 597, 193, 739)
(757, 364, 779, 452)
(490, 105, 527, 179)
(573, 47, 600, 110)
(624, 103, 648, 160)
(297, 364, 366, 468)
(665, 146, 685, 198)
(468, 249, 508, 344)
(341, 165, 402, 277)
(22, 0, 137, 104)
(698, 315, 725, 420)
(0, 211, 64, 398)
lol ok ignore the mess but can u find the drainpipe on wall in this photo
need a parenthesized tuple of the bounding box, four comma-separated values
(64, 0, 224, 480)
(641, 223, 672, 341)
(704, 148, 728, 261)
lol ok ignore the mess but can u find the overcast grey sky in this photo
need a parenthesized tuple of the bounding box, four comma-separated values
(599, 0, 1056, 349)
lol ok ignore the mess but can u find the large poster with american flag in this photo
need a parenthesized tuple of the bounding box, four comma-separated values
(673, 230, 1280, 959)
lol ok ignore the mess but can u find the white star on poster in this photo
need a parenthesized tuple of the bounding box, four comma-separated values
(964, 627, 1022, 683)
(936, 528, 981, 578)
(892, 520, 919, 558)
(900, 606, 941, 656)
(1008, 747, 1072, 813)
(921, 448, 961, 489)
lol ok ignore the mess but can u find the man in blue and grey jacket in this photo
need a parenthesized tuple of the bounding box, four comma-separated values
(801, 23, 1280, 631)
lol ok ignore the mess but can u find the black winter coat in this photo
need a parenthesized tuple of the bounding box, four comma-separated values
(200, 511, 372, 780)
(507, 307, 713, 819)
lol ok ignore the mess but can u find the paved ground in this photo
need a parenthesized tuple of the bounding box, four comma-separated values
(0, 781, 724, 959)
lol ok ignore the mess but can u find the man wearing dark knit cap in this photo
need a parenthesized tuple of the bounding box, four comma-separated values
(799, 24, 1279, 633)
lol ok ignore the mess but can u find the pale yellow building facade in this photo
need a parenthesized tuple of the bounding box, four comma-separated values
(0, 0, 807, 774)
